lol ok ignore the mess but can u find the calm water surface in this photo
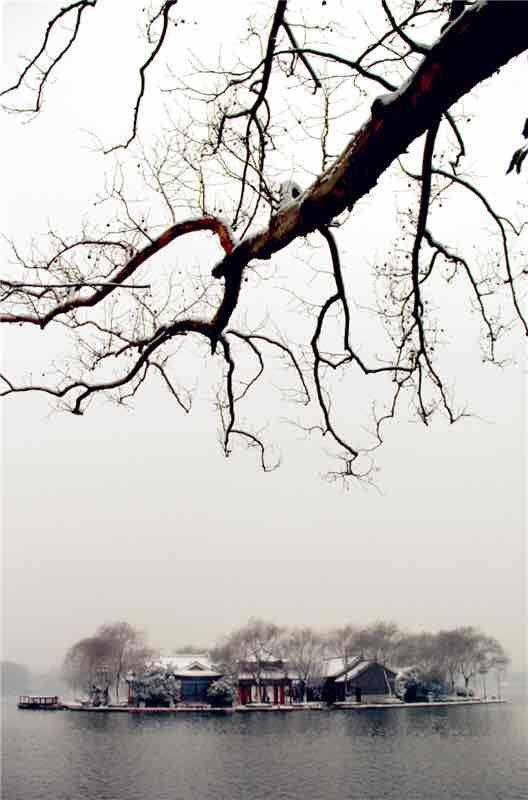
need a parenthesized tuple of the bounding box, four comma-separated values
(3, 692, 526, 800)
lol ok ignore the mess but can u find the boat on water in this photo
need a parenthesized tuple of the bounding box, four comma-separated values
(17, 695, 64, 710)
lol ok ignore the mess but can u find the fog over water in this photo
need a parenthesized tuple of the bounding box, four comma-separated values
(1, 1, 526, 676)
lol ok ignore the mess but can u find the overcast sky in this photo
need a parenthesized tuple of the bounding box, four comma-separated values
(1, 1, 526, 674)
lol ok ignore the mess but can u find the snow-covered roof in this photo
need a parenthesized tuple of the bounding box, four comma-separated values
(393, 666, 418, 679)
(238, 669, 288, 681)
(335, 660, 370, 683)
(155, 653, 218, 674)
(321, 655, 362, 678)
(237, 647, 284, 664)
(334, 660, 398, 683)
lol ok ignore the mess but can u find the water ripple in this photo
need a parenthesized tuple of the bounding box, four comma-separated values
(3, 694, 526, 800)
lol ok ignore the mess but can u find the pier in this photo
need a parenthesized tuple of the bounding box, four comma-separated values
(17, 696, 64, 710)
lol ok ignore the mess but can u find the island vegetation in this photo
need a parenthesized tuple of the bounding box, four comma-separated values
(56, 617, 509, 705)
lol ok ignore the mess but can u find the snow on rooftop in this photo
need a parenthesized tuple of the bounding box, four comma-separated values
(335, 660, 370, 683)
(238, 647, 284, 664)
(322, 655, 363, 678)
(154, 653, 216, 673)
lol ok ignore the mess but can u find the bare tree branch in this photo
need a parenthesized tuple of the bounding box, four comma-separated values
(2, 0, 527, 480)
(0, 1, 97, 113)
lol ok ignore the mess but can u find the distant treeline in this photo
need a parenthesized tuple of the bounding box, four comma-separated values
(1, 661, 67, 696)
(1, 661, 30, 695)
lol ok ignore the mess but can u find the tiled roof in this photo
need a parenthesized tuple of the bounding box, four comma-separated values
(334, 660, 370, 683)
(155, 653, 217, 674)
(237, 648, 284, 665)
(334, 660, 398, 683)
(321, 655, 362, 678)
(238, 670, 288, 681)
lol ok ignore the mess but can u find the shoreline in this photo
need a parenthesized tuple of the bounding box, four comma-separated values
(58, 698, 507, 714)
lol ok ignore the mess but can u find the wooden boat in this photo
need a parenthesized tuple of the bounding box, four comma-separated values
(17, 695, 63, 710)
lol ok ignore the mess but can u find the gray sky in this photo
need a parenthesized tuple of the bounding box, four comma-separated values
(1, 1, 526, 673)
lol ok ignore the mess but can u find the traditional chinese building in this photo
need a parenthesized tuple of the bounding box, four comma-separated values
(128, 653, 222, 705)
(237, 651, 291, 705)
(320, 656, 397, 704)
(162, 653, 223, 703)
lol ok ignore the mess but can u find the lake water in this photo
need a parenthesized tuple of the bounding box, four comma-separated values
(2, 692, 526, 800)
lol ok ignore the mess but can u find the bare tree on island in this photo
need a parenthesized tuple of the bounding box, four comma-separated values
(62, 622, 154, 703)
(393, 631, 445, 680)
(489, 652, 510, 700)
(1, 2, 527, 482)
(395, 626, 509, 695)
(323, 622, 401, 667)
(212, 619, 284, 702)
(63, 636, 113, 699)
(97, 622, 155, 702)
(281, 627, 326, 702)
(353, 622, 402, 665)
(444, 627, 509, 694)
(324, 625, 360, 668)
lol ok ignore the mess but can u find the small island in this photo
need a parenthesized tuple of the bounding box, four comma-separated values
(11, 619, 510, 716)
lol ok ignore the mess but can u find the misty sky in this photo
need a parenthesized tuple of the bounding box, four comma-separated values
(1, 1, 526, 674)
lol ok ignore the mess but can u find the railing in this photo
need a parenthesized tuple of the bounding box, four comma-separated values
(19, 696, 59, 705)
